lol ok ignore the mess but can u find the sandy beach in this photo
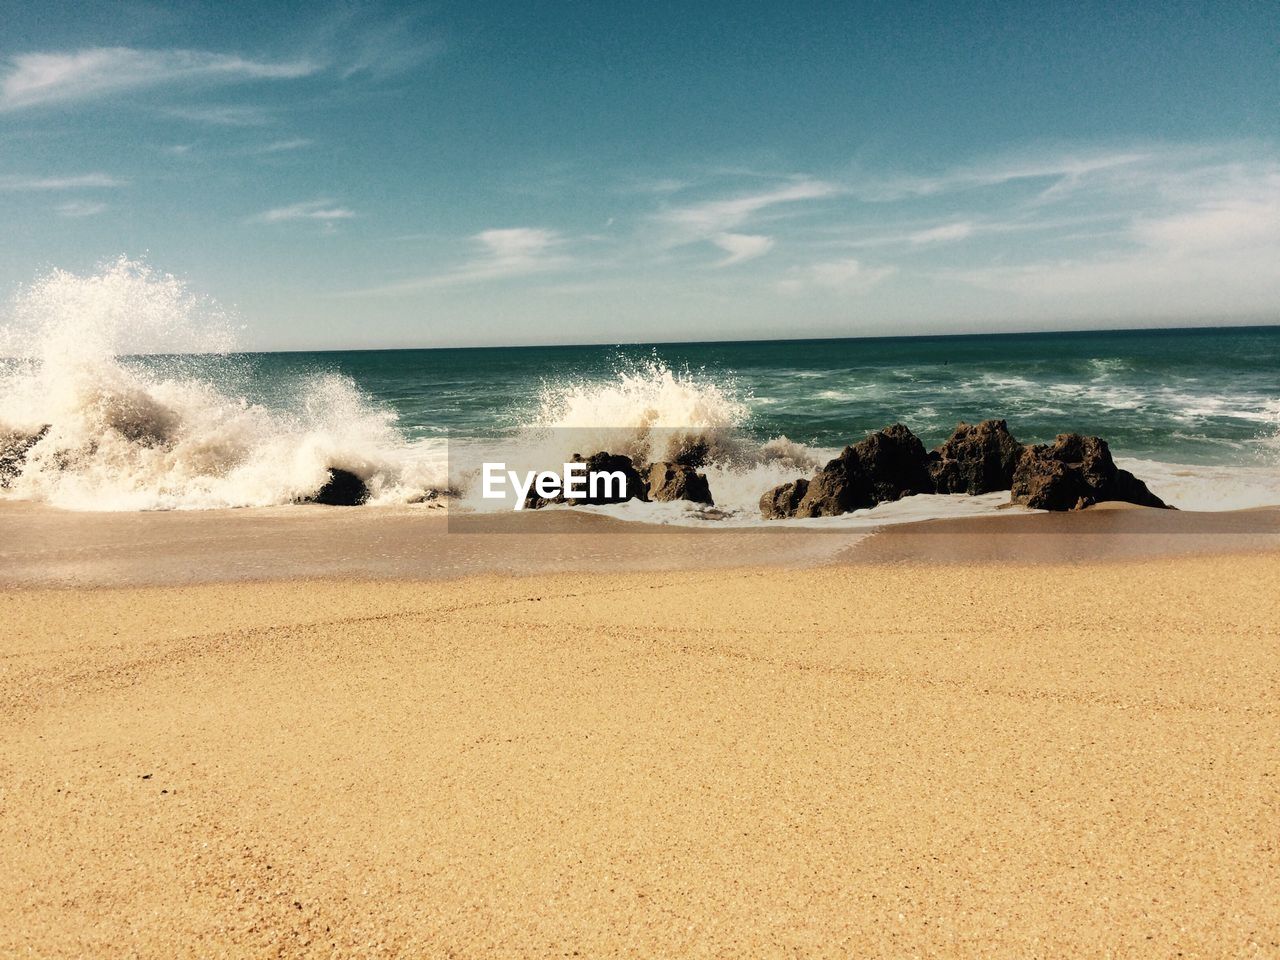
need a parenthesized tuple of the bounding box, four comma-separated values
(3, 509, 1277, 957)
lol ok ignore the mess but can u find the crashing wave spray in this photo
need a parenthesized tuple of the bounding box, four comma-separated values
(528, 354, 754, 463)
(0, 257, 443, 510)
(479, 354, 823, 518)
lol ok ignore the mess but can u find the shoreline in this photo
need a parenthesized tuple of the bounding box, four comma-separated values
(2, 498, 1279, 587)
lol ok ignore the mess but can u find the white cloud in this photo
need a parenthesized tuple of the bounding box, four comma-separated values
(711, 232, 774, 267)
(0, 172, 126, 190)
(249, 200, 356, 233)
(778, 258, 895, 294)
(1132, 195, 1280, 254)
(856, 151, 1150, 201)
(0, 47, 318, 111)
(948, 168, 1280, 317)
(659, 179, 837, 244)
(355, 227, 571, 295)
(908, 221, 975, 245)
(253, 137, 314, 154)
(55, 200, 107, 217)
(163, 104, 275, 126)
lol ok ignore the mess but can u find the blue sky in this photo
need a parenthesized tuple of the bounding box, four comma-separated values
(1, 0, 1277, 349)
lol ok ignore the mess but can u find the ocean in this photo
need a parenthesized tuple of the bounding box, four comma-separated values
(1, 261, 1278, 518)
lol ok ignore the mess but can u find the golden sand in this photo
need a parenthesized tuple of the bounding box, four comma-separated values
(2, 555, 1278, 957)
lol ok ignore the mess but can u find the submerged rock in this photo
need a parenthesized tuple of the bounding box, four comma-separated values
(307, 468, 370, 506)
(1011, 434, 1168, 510)
(0, 426, 49, 487)
(928, 419, 1025, 494)
(646, 461, 713, 505)
(759, 477, 810, 520)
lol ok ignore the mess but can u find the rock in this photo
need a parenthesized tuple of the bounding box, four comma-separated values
(844, 423, 933, 503)
(308, 468, 370, 506)
(0, 425, 49, 487)
(929, 419, 1025, 494)
(759, 477, 809, 519)
(646, 462, 713, 505)
(793, 423, 931, 518)
(526, 452, 649, 508)
(792, 463, 873, 518)
(1011, 434, 1169, 510)
(567, 452, 648, 504)
(762, 424, 932, 519)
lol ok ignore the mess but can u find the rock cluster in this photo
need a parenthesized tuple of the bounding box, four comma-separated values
(927, 419, 1023, 495)
(1011, 434, 1166, 511)
(527, 452, 714, 508)
(760, 420, 1169, 518)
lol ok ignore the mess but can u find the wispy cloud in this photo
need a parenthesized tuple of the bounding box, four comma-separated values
(659, 179, 838, 244)
(945, 157, 1280, 316)
(356, 227, 571, 295)
(252, 137, 314, 154)
(55, 200, 108, 217)
(908, 221, 975, 244)
(778, 258, 895, 294)
(0, 47, 318, 112)
(249, 199, 356, 234)
(162, 104, 275, 126)
(0, 172, 126, 190)
(711, 232, 774, 267)
(852, 151, 1150, 201)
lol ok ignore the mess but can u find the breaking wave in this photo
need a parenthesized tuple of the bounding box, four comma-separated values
(528, 355, 752, 464)
(0, 258, 444, 510)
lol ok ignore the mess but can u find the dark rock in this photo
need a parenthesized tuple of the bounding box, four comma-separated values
(1111, 467, 1169, 509)
(566, 452, 648, 505)
(307, 468, 370, 506)
(526, 452, 648, 508)
(929, 419, 1025, 494)
(0, 425, 49, 487)
(793, 463, 873, 518)
(669, 436, 710, 468)
(761, 424, 932, 519)
(793, 423, 931, 518)
(844, 423, 933, 503)
(759, 477, 809, 519)
(646, 462, 713, 505)
(1011, 434, 1169, 510)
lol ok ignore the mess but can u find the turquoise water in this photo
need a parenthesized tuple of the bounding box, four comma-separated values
(233, 326, 1280, 465)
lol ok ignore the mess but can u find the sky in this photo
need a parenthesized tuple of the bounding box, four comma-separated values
(0, 0, 1277, 350)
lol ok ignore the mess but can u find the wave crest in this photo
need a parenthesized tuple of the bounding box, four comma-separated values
(0, 258, 442, 510)
(528, 355, 751, 464)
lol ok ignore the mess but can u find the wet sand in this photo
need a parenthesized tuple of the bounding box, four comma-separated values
(3, 499, 1279, 587)
(2, 503, 1278, 956)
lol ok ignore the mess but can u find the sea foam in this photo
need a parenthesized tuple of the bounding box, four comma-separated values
(0, 258, 444, 510)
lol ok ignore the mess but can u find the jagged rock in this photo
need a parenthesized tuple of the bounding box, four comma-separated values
(1011, 434, 1168, 510)
(646, 462, 713, 505)
(763, 424, 932, 519)
(759, 477, 809, 519)
(842, 423, 933, 503)
(929, 419, 1025, 494)
(0, 426, 49, 487)
(308, 468, 370, 506)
